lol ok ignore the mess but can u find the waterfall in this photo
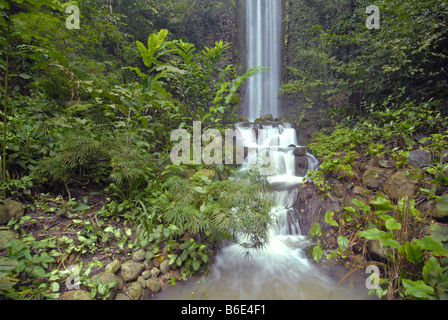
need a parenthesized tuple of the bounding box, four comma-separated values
(244, 0, 282, 121)
(156, 0, 374, 300)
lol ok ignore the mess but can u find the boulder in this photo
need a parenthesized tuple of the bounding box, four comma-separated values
(362, 167, 393, 190)
(146, 278, 162, 293)
(141, 270, 152, 279)
(0, 200, 24, 225)
(329, 180, 345, 198)
(383, 169, 421, 201)
(127, 282, 143, 300)
(238, 115, 249, 122)
(261, 114, 274, 121)
(121, 261, 145, 282)
(160, 260, 171, 274)
(60, 290, 92, 300)
(293, 147, 307, 157)
(408, 150, 433, 168)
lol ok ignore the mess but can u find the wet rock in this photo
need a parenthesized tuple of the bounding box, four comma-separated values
(160, 260, 171, 274)
(146, 278, 162, 293)
(128, 282, 143, 300)
(121, 261, 145, 282)
(151, 267, 161, 278)
(362, 167, 393, 190)
(261, 114, 274, 121)
(293, 147, 306, 157)
(141, 270, 152, 279)
(115, 293, 131, 300)
(408, 150, 433, 168)
(60, 290, 92, 300)
(238, 115, 249, 122)
(137, 276, 146, 288)
(383, 169, 421, 201)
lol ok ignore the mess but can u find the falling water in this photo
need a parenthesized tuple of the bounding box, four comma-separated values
(155, 0, 373, 300)
(244, 0, 282, 121)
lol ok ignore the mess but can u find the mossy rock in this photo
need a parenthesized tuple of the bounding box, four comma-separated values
(383, 169, 421, 201)
(362, 167, 393, 190)
(0, 200, 24, 225)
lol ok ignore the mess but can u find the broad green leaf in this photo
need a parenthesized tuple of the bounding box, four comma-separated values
(422, 257, 444, 287)
(371, 195, 393, 213)
(352, 198, 370, 211)
(385, 218, 402, 231)
(402, 279, 435, 299)
(312, 244, 323, 263)
(325, 211, 339, 227)
(310, 223, 322, 237)
(358, 228, 392, 241)
(404, 242, 423, 263)
(337, 236, 349, 252)
(415, 236, 448, 257)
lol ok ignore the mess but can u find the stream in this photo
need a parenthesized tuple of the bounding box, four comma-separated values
(157, 0, 374, 300)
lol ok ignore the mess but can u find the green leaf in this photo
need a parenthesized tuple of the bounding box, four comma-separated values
(385, 218, 402, 231)
(337, 236, 349, 252)
(312, 244, 323, 263)
(422, 257, 444, 287)
(415, 236, 448, 257)
(358, 228, 392, 241)
(402, 279, 435, 299)
(352, 198, 370, 211)
(371, 195, 393, 213)
(325, 211, 339, 227)
(309, 223, 322, 237)
(404, 242, 423, 263)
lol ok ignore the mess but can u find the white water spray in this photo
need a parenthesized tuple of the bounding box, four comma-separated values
(244, 0, 282, 121)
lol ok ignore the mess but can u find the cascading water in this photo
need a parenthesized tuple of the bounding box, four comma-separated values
(156, 0, 373, 300)
(244, 0, 282, 121)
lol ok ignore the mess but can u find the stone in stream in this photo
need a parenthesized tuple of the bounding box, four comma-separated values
(146, 278, 162, 293)
(127, 281, 143, 300)
(121, 261, 145, 282)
